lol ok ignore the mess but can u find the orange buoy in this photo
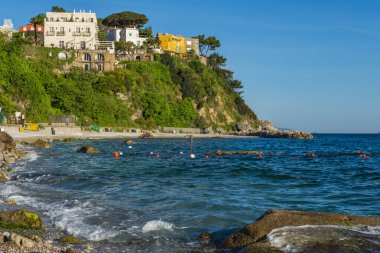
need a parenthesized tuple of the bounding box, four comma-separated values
(258, 155, 263, 159)
(311, 153, 316, 157)
(114, 151, 119, 158)
(360, 154, 367, 158)
(205, 155, 209, 159)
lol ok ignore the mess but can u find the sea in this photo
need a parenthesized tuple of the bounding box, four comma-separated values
(1, 134, 380, 252)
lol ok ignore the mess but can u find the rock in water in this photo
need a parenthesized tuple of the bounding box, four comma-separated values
(124, 139, 134, 145)
(33, 139, 51, 148)
(0, 171, 10, 181)
(77, 146, 101, 154)
(0, 209, 44, 230)
(138, 132, 153, 139)
(59, 235, 83, 245)
(223, 210, 380, 249)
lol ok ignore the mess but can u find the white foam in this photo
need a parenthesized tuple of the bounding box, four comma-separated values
(0, 184, 119, 241)
(142, 220, 175, 233)
(27, 151, 40, 162)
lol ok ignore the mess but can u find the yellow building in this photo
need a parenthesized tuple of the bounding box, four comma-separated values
(158, 33, 186, 56)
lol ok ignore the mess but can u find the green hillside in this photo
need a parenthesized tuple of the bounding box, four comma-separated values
(0, 34, 258, 130)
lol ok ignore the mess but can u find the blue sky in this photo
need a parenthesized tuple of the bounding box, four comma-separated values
(1, 0, 379, 133)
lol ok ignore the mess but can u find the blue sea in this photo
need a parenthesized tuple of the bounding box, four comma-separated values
(1, 134, 380, 252)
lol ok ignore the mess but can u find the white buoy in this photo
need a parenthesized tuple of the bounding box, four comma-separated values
(128, 146, 132, 149)
(180, 151, 184, 155)
(150, 152, 154, 155)
(119, 152, 123, 155)
(190, 154, 195, 159)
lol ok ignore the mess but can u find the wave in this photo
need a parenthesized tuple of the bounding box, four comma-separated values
(268, 225, 380, 253)
(0, 185, 119, 241)
(142, 220, 175, 233)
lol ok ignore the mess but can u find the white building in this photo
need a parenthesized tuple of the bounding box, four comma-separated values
(44, 10, 114, 52)
(0, 19, 15, 40)
(106, 27, 147, 46)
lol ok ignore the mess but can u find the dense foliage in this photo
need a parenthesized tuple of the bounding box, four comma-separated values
(0, 34, 257, 130)
(102, 11, 148, 28)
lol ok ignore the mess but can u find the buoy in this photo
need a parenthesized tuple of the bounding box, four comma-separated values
(155, 154, 160, 158)
(114, 151, 119, 158)
(150, 152, 154, 155)
(216, 149, 222, 155)
(258, 155, 263, 159)
(205, 155, 209, 159)
(180, 151, 184, 155)
(119, 151, 123, 156)
(356, 150, 361, 154)
(360, 154, 367, 158)
(311, 153, 316, 157)
(190, 154, 195, 159)
(306, 153, 316, 158)
(128, 146, 132, 149)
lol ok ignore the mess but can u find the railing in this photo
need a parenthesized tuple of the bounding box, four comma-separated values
(95, 41, 115, 52)
(46, 31, 55, 36)
(73, 31, 81, 36)
(56, 31, 65, 36)
(82, 32, 91, 37)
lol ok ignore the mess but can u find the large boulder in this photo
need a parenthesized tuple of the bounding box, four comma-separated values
(77, 146, 101, 154)
(0, 132, 14, 145)
(223, 210, 380, 249)
(0, 209, 45, 230)
(59, 235, 83, 245)
(33, 139, 51, 148)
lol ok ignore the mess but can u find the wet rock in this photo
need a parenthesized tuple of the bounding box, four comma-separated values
(138, 132, 153, 139)
(0, 171, 10, 181)
(77, 146, 101, 154)
(60, 235, 83, 245)
(0, 209, 44, 230)
(223, 210, 380, 249)
(66, 247, 81, 253)
(0, 234, 6, 243)
(199, 232, 213, 244)
(34, 139, 51, 148)
(63, 138, 72, 143)
(0, 132, 14, 145)
(124, 139, 134, 145)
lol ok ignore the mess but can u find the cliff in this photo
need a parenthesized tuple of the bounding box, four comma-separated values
(0, 36, 258, 131)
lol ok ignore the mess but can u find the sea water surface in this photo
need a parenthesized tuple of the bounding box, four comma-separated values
(1, 134, 380, 252)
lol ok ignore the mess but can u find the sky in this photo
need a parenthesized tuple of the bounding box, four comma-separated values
(1, 0, 379, 133)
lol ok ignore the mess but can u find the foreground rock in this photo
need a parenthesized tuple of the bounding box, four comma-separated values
(0, 209, 44, 230)
(0, 132, 27, 165)
(77, 145, 101, 154)
(222, 210, 380, 251)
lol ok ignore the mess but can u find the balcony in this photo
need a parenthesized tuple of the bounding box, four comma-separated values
(46, 31, 55, 36)
(73, 31, 82, 36)
(82, 32, 91, 37)
(56, 31, 65, 36)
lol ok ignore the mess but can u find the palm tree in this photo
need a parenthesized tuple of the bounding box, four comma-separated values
(30, 14, 45, 46)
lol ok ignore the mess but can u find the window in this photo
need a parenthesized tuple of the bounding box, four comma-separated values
(49, 27, 54, 32)
(86, 27, 90, 33)
(80, 41, 86, 49)
(76, 27, 81, 33)
(60, 27, 64, 32)
(129, 33, 132, 37)
(97, 54, 104, 62)
(83, 53, 91, 61)
(59, 41, 65, 48)
(97, 64, 103, 72)
(83, 63, 90, 71)
(90, 18, 94, 22)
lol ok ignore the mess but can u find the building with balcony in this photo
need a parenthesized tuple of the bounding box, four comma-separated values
(106, 27, 147, 47)
(185, 38, 200, 55)
(18, 23, 44, 33)
(158, 33, 186, 56)
(44, 10, 114, 53)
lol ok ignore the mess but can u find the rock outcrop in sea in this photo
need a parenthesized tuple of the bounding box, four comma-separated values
(0, 132, 27, 178)
(235, 120, 314, 139)
(219, 210, 380, 252)
(77, 145, 101, 154)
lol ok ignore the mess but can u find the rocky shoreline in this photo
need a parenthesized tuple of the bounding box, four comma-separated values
(0, 132, 90, 253)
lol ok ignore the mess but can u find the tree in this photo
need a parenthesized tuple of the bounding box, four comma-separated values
(102, 11, 148, 28)
(195, 35, 221, 56)
(30, 14, 45, 46)
(207, 53, 226, 70)
(51, 6, 66, 12)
